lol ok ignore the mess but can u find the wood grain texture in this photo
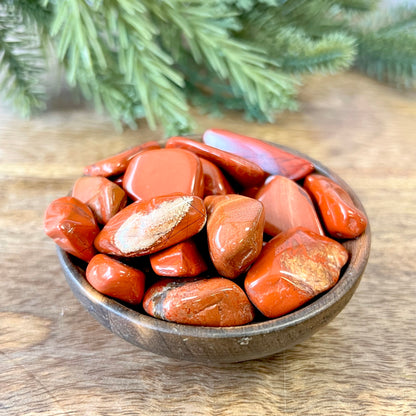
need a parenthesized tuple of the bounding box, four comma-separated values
(1, 72, 415, 415)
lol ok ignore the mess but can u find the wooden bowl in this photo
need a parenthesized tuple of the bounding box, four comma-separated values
(57, 141, 371, 364)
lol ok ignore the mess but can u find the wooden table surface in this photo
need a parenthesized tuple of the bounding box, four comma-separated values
(1, 72, 415, 415)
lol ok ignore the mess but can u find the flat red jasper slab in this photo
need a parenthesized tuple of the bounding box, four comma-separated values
(150, 239, 208, 277)
(304, 173, 368, 239)
(86, 254, 145, 304)
(245, 227, 349, 319)
(205, 194, 265, 279)
(256, 175, 324, 236)
(83, 141, 160, 177)
(166, 136, 268, 188)
(143, 277, 255, 327)
(44, 196, 100, 262)
(72, 176, 127, 224)
(94, 193, 207, 257)
(123, 148, 204, 202)
(203, 129, 314, 180)
(200, 158, 234, 196)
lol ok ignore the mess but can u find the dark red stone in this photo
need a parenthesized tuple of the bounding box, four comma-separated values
(86, 254, 145, 304)
(143, 277, 255, 327)
(245, 227, 349, 318)
(200, 157, 234, 196)
(256, 175, 324, 236)
(165, 136, 268, 187)
(203, 129, 314, 180)
(94, 193, 207, 257)
(122, 148, 204, 202)
(150, 239, 208, 277)
(44, 196, 100, 262)
(303, 173, 368, 239)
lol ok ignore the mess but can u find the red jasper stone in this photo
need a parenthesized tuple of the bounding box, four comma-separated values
(72, 176, 127, 224)
(83, 141, 161, 177)
(44, 196, 100, 262)
(245, 227, 349, 318)
(256, 175, 324, 236)
(200, 158, 234, 196)
(122, 148, 204, 202)
(143, 277, 255, 327)
(150, 239, 208, 277)
(165, 136, 268, 188)
(86, 254, 145, 304)
(94, 193, 207, 257)
(205, 194, 265, 279)
(203, 129, 314, 180)
(303, 174, 368, 239)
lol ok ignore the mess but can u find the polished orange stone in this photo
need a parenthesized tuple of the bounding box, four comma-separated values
(165, 136, 268, 187)
(256, 175, 324, 236)
(143, 277, 255, 327)
(150, 238, 208, 277)
(72, 176, 127, 224)
(122, 148, 204, 202)
(303, 174, 368, 239)
(200, 158, 234, 196)
(86, 254, 145, 304)
(205, 194, 265, 279)
(245, 227, 349, 318)
(203, 129, 314, 180)
(83, 141, 161, 177)
(44, 196, 100, 262)
(94, 193, 207, 257)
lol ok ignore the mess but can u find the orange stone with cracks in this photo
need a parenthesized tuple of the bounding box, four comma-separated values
(244, 227, 349, 318)
(303, 173, 368, 239)
(72, 176, 127, 224)
(205, 194, 265, 279)
(143, 277, 255, 327)
(44, 196, 100, 262)
(150, 239, 208, 277)
(86, 254, 145, 305)
(83, 141, 160, 177)
(94, 193, 207, 257)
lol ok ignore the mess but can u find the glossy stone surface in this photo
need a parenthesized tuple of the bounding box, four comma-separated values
(123, 148, 204, 202)
(256, 175, 324, 236)
(143, 277, 255, 327)
(86, 254, 145, 304)
(200, 158, 234, 196)
(205, 194, 265, 279)
(245, 227, 349, 318)
(203, 129, 314, 180)
(166, 136, 268, 187)
(44, 196, 100, 262)
(304, 174, 368, 239)
(150, 239, 208, 277)
(83, 141, 160, 177)
(72, 176, 127, 224)
(94, 193, 207, 257)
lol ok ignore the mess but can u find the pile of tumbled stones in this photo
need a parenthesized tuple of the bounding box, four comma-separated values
(44, 129, 367, 327)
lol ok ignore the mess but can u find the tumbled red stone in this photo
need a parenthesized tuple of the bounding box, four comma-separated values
(303, 174, 368, 239)
(94, 193, 207, 257)
(72, 176, 127, 224)
(143, 277, 255, 327)
(83, 141, 161, 177)
(123, 148, 204, 202)
(200, 157, 234, 196)
(245, 227, 349, 318)
(44, 196, 100, 262)
(256, 175, 324, 236)
(150, 238, 208, 277)
(205, 194, 265, 279)
(166, 136, 268, 187)
(86, 254, 145, 304)
(203, 129, 314, 180)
